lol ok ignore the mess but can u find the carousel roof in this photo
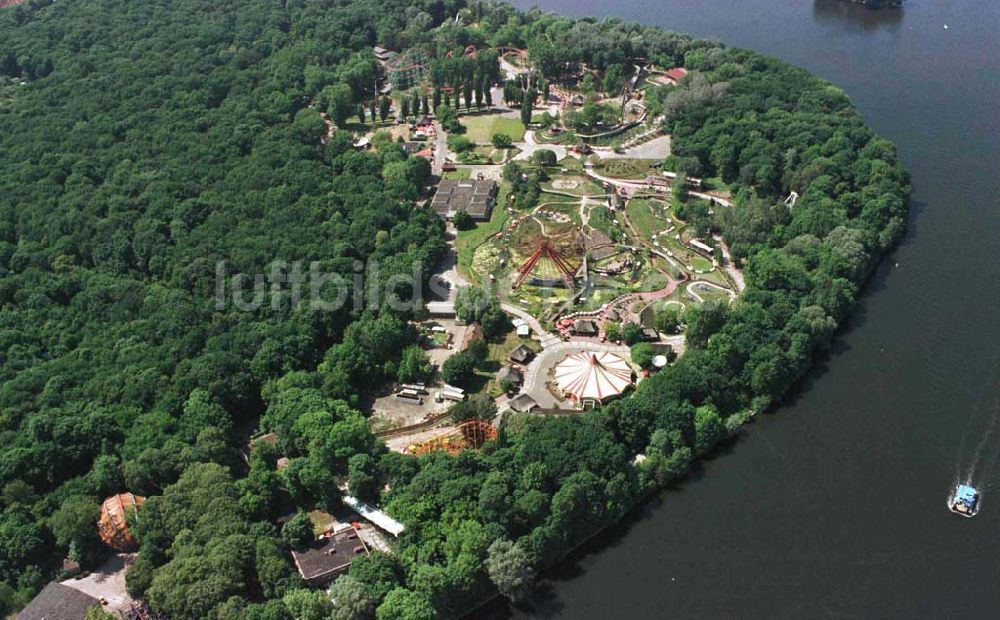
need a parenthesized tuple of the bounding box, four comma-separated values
(554, 351, 633, 402)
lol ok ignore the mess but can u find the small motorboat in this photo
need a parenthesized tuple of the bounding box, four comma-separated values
(949, 484, 980, 517)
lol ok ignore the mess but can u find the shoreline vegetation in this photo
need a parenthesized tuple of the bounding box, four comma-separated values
(0, 0, 909, 618)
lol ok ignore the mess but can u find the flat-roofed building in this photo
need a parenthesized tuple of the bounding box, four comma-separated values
(431, 179, 497, 221)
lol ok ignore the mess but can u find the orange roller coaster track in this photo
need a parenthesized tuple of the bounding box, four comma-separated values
(407, 420, 498, 456)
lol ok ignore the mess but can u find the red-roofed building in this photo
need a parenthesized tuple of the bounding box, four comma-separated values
(664, 67, 688, 85)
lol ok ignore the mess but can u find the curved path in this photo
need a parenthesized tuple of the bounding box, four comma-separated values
(501, 302, 561, 348)
(515, 130, 569, 161)
(713, 234, 746, 292)
(584, 166, 734, 208)
(685, 280, 736, 304)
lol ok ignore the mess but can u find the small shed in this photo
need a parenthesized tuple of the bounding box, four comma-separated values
(571, 319, 599, 337)
(509, 344, 535, 365)
(497, 366, 524, 386)
(461, 323, 484, 350)
(508, 394, 539, 413)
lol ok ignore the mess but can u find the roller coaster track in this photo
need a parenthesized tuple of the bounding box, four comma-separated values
(406, 420, 498, 456)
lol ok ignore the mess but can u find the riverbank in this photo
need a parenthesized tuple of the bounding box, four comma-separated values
(498, 0, 1000, 616)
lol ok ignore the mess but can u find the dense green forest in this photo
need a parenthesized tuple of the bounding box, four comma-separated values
(0, 0, 908, 617)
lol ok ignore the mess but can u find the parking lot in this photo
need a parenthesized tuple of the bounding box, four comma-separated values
(369, 319, 474, 431)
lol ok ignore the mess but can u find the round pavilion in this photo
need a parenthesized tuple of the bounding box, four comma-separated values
(554, 350, 633, 404)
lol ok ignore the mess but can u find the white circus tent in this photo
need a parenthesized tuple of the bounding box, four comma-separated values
(554, 351, 633, 402)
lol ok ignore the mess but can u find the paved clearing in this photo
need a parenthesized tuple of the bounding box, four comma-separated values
(514, 130, 568, 161)
(626, 134, 671, 159)
(61, 554, 134, 613)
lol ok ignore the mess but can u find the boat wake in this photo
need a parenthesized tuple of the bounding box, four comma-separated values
(949, 348, 1000, 514)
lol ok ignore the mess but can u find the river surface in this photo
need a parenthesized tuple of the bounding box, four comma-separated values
(485, 0, 1000, 617)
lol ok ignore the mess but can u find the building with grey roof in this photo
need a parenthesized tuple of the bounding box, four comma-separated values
(291, 528, 370, 587)
(509, 344, 535, 365)
(17, 583, 101, 620)
(496, 366, 524, 386)
(430, 179, 497, 221)
(507, 393, 538, 413)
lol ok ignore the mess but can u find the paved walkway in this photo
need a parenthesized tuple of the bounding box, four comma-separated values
(585, 166, 735, 208)
(458, 164, 504, 180)
(714, 234, 746, 292)
(514, 130, 568, 161)
(429, 232, 476, 296)
(500, 56, 526, 81)
(432, 121, 449, 175)
(501, 302, 561, 348)
(490, 86, 511, 111)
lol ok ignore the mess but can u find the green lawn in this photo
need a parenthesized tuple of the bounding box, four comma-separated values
(487, 330, 541, 367)
(588, 205, 622, 243)
(699, 176, 728, 192)
(483, 328, 544, 396)
(536, 201, 583, 226)
(470, 145, 520, 164)
(534, 129, 579, 145)
(558, 156, 584, 172)
(455, 183, 511, 280)
(690, 255, 714, 272)
(540, 174, 604, 197)
(462, 115, 526, 143)
(441, 168, 471, 180)
(626, 198, 669, 234)
(594, 158, 660, 180)
(690, 281, 733, 305)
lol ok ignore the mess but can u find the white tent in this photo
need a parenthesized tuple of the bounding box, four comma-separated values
(554, 351, 633, 402)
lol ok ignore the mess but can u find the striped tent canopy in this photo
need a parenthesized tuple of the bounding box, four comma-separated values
(554, 351, 633, 402)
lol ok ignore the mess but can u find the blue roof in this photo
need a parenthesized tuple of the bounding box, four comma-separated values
(957, 485, 978, 502)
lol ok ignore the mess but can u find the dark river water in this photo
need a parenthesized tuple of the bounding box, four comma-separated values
(486, 0, 1000, 617)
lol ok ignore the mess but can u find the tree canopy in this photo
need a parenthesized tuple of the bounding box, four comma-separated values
(0, 0, 907, 617)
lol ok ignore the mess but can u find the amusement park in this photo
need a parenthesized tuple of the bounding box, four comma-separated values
(354, 37, 746, 467)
